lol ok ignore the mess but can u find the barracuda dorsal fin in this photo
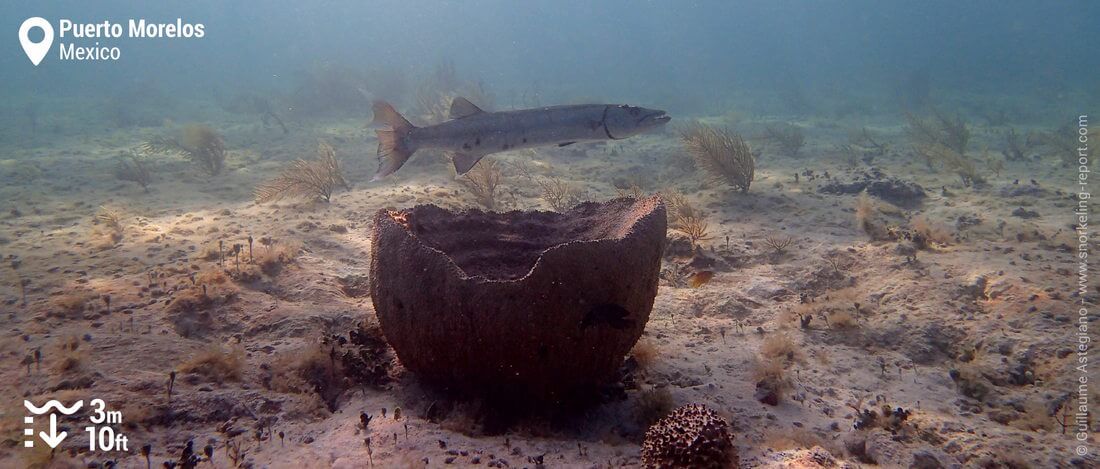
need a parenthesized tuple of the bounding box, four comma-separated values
(449, 151, 487, 175)
(449, 97, 485, 119)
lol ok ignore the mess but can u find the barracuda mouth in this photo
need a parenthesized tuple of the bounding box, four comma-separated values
(639, 111, 671, 126)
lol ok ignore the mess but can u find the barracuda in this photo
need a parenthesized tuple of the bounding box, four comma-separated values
(370, 98, 670, 181)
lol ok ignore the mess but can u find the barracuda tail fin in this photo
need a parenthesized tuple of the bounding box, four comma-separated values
(371, 101, 416, 181)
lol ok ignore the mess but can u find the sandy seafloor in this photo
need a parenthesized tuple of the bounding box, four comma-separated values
(0, 98, 1096, 468)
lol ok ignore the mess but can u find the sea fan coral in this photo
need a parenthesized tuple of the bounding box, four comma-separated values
(673, 213, 711, 252)
(1039, 123, 1097, 167)
(680, 124, 754, 193)
(537, 175, 582, 212)
(659, 189, 694, 221)
(763, 122, 806, 157)
(661, 189, 711, 251)
(913, 141, 985, 187)
(458, 159, 502, 210)
(141, 124, 227, 176)
(254, 142, 349, 203)
(90, 206, 126, 250)
(1002, 127, 1039, 161)
(905, 111, 970, 156)
(904, 110, 984, 185)
(114, 151, 154, 192)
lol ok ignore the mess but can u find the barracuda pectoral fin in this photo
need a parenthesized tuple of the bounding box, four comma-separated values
(449, 151, 489, 175)
(448, 97, 486, 119)
(558, 141, 576, 147)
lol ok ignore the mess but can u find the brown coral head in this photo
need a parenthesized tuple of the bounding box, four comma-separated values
(369, 196, 667, 402)
(642, 403, 736, 469)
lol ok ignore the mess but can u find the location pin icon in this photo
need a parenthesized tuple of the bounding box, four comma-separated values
(19, 17, 53, 66)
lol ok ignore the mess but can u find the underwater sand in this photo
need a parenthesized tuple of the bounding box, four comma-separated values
(0, 98, 1094, 469)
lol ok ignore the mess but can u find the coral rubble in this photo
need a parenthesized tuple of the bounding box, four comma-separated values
(641, 403, 736, 469)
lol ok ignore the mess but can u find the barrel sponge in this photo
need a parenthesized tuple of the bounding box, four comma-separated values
(641, 404, 736, 469)
(368, 196, 666, 402)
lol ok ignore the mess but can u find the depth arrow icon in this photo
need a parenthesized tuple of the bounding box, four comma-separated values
(39, 413, 66, 448)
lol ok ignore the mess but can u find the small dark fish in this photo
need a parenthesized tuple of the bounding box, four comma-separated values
(581, 304, 636, 330)
(689, 270, 715, 288)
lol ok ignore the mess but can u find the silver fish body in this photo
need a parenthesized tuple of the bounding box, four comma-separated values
(371, 98, 669, 180)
